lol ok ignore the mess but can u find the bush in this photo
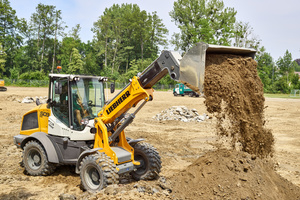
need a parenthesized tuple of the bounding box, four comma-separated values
(3, 78, 48, 87)
(19, 70, 48, 80)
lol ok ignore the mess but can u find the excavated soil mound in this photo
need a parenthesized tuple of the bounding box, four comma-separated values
(171, 149, 300, 200)
(204, 54, 274, 157)
(170, 54, 300, 199)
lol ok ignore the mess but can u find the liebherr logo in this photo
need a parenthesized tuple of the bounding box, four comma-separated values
(106, 91, 130, 115)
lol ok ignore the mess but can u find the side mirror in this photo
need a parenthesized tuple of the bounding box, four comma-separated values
(110, 82, 115, 93)
(55, 82, 62, 94)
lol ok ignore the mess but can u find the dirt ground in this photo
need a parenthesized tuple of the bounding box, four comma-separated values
(0, 87, 300, 199)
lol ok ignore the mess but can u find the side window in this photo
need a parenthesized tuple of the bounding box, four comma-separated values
(52, 80, 69, 127)
(89, 82, 104, 116)
(71, 82, 85, 131)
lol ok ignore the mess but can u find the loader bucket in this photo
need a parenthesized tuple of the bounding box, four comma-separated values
(178, 42, 256, 94)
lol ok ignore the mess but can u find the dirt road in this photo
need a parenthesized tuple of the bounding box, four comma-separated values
(0, 87, 299, 199)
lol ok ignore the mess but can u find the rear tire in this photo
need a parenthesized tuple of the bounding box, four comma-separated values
(23, 140, 55, 176)
(189, 92, 194, 97)
(131, 142, 161, 181)
(173, 92, 178, 96)
(80, 152, 119, 192)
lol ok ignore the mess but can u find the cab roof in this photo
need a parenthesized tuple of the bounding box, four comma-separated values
(48, 74, 108, 82)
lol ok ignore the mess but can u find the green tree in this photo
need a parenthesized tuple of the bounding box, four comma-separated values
(256, 46, 276, 92)
(146, 11, 168, 59)
(81, 40, 100, 75)
(68, 48, 83, 74)
(30, 3, 64, 72)
(170, 0, 236, 51)
(51, 10, 66, 73)
(124, 60, 139, 82)
(9, 67, 19, 79)
(0, 0, 23, 75)
(57, 24, 81, 73)
(294, 59, 300, 71)
(0, 43, 6, 77)
(93, 9, 113, 69)
(276, 50, 298, 93)
(19, 70, 47, 80)
(290, 72, 300, 89)
(233, 21, 260, 49)
(92, 3, 168, 78)
(277, 50, 296, 84)
(132, 7, 149, 61)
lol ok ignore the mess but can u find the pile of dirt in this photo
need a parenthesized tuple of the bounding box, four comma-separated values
(169, 54, 300, 199)
(204, 54, 274, 157)
(171, 148, 300, 199)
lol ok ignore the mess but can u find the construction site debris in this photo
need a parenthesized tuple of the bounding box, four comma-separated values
(21, 97, 34, 103)
(20, 96, 48, 104)
(153, 106, 209, 122)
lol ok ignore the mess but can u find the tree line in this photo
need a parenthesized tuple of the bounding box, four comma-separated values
(0, 0, 299, 93)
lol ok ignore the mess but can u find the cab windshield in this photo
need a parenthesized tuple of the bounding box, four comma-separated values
(71, 78, 105, 121)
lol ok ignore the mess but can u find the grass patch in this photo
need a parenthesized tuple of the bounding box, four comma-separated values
(264, 93, 300, 99)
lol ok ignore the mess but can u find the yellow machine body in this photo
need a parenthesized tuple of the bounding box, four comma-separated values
(94, 76, 153, 165)
(19, 104, 50, 136)
(0, 79, 4, 87)
(0, 79, 7, 91)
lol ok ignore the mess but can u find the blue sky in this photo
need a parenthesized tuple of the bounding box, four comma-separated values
(10, 0, 300, 61)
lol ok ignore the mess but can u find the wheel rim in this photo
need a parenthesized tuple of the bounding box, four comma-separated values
(84, 165, 102, 190)
(27, 148, 42, 170)
(135, 153, 149, 175)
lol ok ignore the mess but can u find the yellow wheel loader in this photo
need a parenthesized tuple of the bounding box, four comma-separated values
(0, 79, 7, 91)
(14, 42, 256, 192)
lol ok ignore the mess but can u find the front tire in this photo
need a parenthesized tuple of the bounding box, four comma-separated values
(23, 140, 55, 176)
(80, 152, 119, 192)
(131, 142, 161, 181)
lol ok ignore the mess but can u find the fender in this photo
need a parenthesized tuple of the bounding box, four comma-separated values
(20, 132, 59, 164)
(127, 138, 145, 147)
(75, 148, 103, 174)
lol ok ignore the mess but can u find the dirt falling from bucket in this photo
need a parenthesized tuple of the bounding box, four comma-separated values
(204, 54, 274, 157)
